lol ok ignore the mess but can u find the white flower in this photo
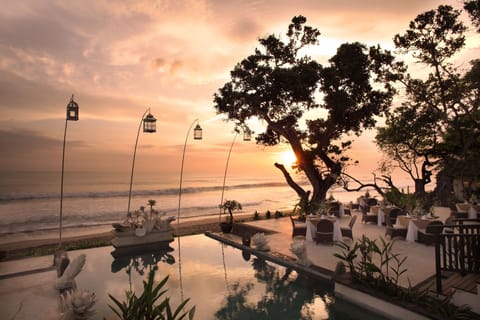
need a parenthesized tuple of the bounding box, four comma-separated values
(61, 289, 96, 320)
(251, 233, 270, 251)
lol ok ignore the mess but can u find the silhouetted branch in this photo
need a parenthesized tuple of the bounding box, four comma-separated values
(340, 172, 394, 198)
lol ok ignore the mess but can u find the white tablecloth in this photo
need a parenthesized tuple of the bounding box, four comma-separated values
(406, 220, 418, 242)
(402, 217, 438, 242)
(339, 204, 345, 217)
(306, 216, 342, 242)
(376, 206, 395, 226)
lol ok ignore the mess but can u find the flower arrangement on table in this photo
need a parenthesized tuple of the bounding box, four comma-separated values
(114, 199, 175, 235)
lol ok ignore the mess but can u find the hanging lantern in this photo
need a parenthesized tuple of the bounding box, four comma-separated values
(193, 123, 202, 140)
(66, 95, 79, 121)
(143, 112, 157, 133)
(243, 128, 252, 141)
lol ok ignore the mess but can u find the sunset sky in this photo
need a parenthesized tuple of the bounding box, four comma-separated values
(1, 0, 478, 184)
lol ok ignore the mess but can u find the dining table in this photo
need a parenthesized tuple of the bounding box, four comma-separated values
(305, 215, 342, 242)
(397, 215, 439, 242)
(374, 206, 396, 226)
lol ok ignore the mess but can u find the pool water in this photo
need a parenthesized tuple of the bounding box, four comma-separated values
(73, 234, 388, 320)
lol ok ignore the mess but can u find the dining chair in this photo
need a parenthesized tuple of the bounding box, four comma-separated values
(315, 219, 334, 244)
(385, 212, 408, 240)
(328, 202, 341, 217)
(361, 205, 378, 224)
(443, 215, 456, 234)
(417, 220, 444, 245)
(388, 208, 403, 226)
(289, 215, 307, 238)
(340, 215, 357, 240)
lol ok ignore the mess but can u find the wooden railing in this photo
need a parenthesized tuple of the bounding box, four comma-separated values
(434, 222, 480, 294)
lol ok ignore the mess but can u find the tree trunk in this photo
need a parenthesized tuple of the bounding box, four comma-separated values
(414, 179, 426, 197)
(274, 162, 332, 209)
(274, 163, 307, 199)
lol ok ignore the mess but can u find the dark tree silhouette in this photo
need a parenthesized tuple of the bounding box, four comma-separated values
(375, 5, 480, 202)
(213, 16, 397, 208)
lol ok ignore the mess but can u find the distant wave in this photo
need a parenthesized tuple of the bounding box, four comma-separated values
(0, 198, 269, 236)
(0, 182, 286, 202)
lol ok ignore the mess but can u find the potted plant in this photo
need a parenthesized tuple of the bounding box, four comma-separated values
(219, 200, 242, 233)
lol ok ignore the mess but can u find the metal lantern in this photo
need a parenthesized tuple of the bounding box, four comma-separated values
(243, 128, 252, 141)
(66, 95, 79, 121)
(193, 123, 202, 140)
(143, 112, 157, 133)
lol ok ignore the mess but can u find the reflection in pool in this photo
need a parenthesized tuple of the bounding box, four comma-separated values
(74, 234, 387, 320)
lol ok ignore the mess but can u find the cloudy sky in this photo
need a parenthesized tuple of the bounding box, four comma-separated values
(0, 0, 477, 183)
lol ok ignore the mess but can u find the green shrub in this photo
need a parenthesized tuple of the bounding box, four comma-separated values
(108, 270, 195, 320)
(334, 236, 473, 318)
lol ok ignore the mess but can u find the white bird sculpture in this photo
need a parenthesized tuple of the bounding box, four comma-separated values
(55, 254, 86, 291)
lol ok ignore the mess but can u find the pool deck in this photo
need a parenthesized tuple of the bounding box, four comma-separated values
(0, 209, 476, 319)
(241, 211, 438, 288)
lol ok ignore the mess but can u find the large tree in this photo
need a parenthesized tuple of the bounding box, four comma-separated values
(375, 5, 480, 202)
(213, 16, 396, 209)
(375, 102, 437, 197)
(465, 0, 480, 31)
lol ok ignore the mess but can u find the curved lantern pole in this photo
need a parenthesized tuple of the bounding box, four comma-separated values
(127, 108, 157, 216)
(219, 128, 251, 221)
(176, 119, 202, 304)
(59, 94, 79, 248)
(176, 119, 202, 229)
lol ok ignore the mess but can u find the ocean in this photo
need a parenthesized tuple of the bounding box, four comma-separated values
(0, 170, 369, 244)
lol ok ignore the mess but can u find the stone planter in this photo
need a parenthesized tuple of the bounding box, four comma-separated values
(334, 276, 430, 320)
(220, 222, 233, 233)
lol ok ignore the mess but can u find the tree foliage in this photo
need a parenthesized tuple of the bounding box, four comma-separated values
(375, 5, 480, 200)
(465, 0, 480, 31)
(213, 16, 397, 205)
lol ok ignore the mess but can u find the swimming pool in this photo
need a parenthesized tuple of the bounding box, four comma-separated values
(73, 234, 388, 319)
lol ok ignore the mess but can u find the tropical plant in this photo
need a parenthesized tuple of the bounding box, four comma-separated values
(334, 236, 473, 318)
(265, 210, 271, 220)
(108, 271, 195, 320)
(147, 199, 157, 220)
(219, 200, 242, 224)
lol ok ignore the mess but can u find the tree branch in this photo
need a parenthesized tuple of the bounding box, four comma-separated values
(274, 163, 307, 198)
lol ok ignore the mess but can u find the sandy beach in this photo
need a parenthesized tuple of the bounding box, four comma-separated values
(0, 212, 257, 261)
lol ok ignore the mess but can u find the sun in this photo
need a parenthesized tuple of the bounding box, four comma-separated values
(279, 150, 297, 167)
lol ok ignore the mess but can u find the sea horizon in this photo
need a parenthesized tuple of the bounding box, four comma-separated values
(0, 169, 399, 244)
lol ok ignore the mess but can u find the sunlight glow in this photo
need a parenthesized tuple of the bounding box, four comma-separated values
(279, 150, 297, 167)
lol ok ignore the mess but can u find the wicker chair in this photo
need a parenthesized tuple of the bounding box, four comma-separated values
(366, 198, 378, 206)
(417, 220, 444, 245)
(289, 215, 307, 238)
(443, 216, 455, 234)
(315, 219, 334, 244)
(388, 208, 404, 225)
(328, 202, 341, 217)
(361, 205, 378, 224)
(385, 212, 407, 240)
(340, 215, 357, 240)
